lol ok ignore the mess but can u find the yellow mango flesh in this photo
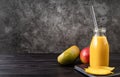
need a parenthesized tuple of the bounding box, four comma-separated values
(85, 66, 115, 75)
(94, 66, 115, 71)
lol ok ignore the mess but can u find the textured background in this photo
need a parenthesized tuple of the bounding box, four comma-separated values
(0, 0, 119, 53)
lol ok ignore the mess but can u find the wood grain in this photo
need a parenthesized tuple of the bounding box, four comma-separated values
(0, 53, 119, 77)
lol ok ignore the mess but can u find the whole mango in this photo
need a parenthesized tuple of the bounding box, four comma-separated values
(57, 45, 80, 65)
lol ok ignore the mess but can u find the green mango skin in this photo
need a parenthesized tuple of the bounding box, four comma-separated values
(57, 45, 80, 65)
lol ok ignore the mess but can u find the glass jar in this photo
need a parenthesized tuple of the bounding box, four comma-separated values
(90, 27, 109, 68)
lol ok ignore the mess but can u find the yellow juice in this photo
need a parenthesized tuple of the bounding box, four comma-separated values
(90, 35, 109, 68)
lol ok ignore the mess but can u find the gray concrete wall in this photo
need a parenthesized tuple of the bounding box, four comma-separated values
(0, 0, 119, 53)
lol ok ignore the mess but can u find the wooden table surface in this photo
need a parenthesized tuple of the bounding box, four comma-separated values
(0, 53, 119, 77)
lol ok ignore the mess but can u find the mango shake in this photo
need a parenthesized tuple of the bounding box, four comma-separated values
(90, 34, 109, 67)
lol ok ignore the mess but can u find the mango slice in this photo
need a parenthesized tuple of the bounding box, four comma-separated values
(95, 66, 115, 71)
(85, 66, 115, 75)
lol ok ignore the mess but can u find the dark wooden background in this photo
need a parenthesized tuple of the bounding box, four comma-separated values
(0, 53, 119, 77)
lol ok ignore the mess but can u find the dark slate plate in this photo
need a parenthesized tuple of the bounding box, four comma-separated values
(74, 64, 120, 77)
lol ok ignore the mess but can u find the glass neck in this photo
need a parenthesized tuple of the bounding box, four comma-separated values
(95, 32, 105, 36)
(94, 28, 106, 36)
